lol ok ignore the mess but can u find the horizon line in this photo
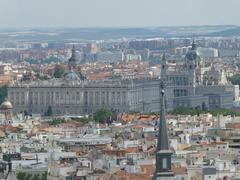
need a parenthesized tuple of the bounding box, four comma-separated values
(0, 24, 238, 30)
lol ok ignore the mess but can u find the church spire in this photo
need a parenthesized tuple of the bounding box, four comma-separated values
(157, 81, 169, 150)
(153, 80, 174, 179)
(191, 40, 197, 50)
(68, 45, 77, 70)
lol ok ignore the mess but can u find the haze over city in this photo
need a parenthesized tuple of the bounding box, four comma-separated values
(1, 1, 240, 180)
(0, 0, 240, 28)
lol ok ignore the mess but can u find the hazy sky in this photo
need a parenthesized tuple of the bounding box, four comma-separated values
(0, 0, 239, 28)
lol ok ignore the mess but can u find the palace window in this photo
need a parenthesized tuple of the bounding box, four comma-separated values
(84, 92, 88, 105)
(101, 92, 105, 105)
(95, 92, 99, 105)
(117, 92, 121, 105)
(111, 92, 115, 105)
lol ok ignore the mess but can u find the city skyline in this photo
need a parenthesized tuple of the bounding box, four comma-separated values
(0, 0, 239, 28)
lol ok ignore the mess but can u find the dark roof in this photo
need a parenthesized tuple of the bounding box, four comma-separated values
(202, 167, 216, 175)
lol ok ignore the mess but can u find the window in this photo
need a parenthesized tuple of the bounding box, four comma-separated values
(20, 92, 25, 105)
(117, 92, 121, 105)
(95, 92, 99, 105)
(122, 92, 126, 105)
(106, 92, 109, 105)
(101, 92, 105, 105)
(84, 92, 88, 105)
(162, 158, 167, 169)
(111, 92, 115, 105)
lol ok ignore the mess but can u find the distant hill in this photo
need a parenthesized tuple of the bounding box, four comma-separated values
(207, 26, 240, 37)
(0, 25, 239, 41)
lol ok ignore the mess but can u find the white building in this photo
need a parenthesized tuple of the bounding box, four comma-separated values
(96, 51, 124, 62)
(198, 47, 219, 58)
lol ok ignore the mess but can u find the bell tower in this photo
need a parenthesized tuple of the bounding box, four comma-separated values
(152, 81, 174, 180)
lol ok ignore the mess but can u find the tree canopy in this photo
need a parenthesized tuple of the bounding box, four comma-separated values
(228, 74, 240, 85)
(93, 107, 113, 123)
(0, 85, 8, 104)
(169, 106, 240, 116)
(48, 118, 65, 126)
(54, 64, 64, 78)
(17, 172, 47, 180)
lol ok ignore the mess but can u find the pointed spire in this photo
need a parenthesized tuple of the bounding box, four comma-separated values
(191, 40, 196, 50)
(153, 80, 174, 179)
(157, 80, 169, 150)
(162, 52, 166, 62)
(72, 45, 76, 58)
(68, 45, 77, 70)
(161, 52, 167, 78)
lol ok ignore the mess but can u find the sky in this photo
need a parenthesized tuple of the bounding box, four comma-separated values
(0, 0, 239, 28)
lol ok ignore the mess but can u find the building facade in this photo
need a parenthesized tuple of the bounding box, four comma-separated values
(8, 44, 238, 116)
(8, 78, 161, 116)
(162, 42, 237, 110)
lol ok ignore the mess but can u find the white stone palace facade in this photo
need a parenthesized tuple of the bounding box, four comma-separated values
(7, 44, 239, 116)
(8, 78, 161, 116)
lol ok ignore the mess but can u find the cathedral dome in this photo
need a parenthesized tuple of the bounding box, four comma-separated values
(64, 71, 80, 81)
(0, 100, 13, 110)
(186, 41, 200, 61)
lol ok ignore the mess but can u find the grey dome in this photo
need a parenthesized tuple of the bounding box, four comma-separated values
(186, 42, 200, 61)
(64, 71, 80, 81)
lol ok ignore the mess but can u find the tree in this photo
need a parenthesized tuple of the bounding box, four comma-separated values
(17, 172, 27, 180)
(72, 117, 92, 124)
(169, 106, 240, 117)
(32, 174, 41, 180)
(48, 118, 65, 126)
(54, 64, 64, 78)
(41, 172, 47, 180)
(0, 85, 7, 104)
(228, 74, 240, 85)
(93, 107, 113, 123)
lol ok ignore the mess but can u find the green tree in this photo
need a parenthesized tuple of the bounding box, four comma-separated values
(54, 64, 64, 78)
(0, 85, 8, 104)
(228, 74, 240, 85)
(32, 174, 41, 180)
(41, 172, 47, 180)
(72, 117, 92, 124)
(169, 106, 240, 117)
(17, 172, 27, 180)
(93, 107, 113, 123)
(35, 73, 51, 80)
(48, 118, 64, 126)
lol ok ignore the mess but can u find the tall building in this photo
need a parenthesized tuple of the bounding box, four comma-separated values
(8, 42, 237, 116)
(162, 42, 237, 110)
(68, 45, 77, 70)
(8, 48, 161, 115)
(152, 81, 174, 180)
(86, 43, 98, 54)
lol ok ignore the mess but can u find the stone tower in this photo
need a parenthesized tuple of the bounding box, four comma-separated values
(152, 81, 174, 180)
